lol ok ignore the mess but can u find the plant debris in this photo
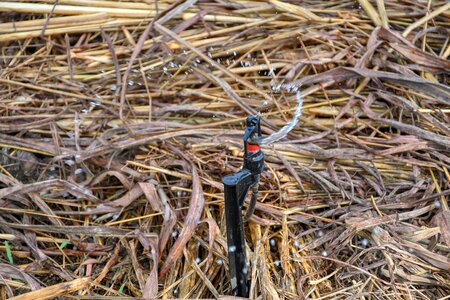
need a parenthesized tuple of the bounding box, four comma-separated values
(0, 0, 449, 299)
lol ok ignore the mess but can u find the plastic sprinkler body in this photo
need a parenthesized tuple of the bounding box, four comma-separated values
(222, 115, 264, 297)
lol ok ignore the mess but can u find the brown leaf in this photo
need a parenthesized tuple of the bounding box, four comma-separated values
(198, 218, 219, 270)
(378, 118, 450, 148)
(87, 170, 133, 189)
(434, 211, 450, 247)
(377, 26, 450, 70)
(159, 165, 205, 276)
(156, 186, 177, 255)
(107, 183, 143, 208)
(0, 263, 42, 291)
(389, 43, 450, 70)
(286, 67, 450, 105)
(143, 239, 159, 299)
(0, 179, 97, 202)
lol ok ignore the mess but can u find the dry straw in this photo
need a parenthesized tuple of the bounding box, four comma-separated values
(0, 0, 449, 299)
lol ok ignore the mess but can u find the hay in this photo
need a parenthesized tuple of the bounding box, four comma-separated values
(0, 0, 449, 299)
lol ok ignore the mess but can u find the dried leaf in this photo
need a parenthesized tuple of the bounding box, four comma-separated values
(8, 277, 90, 300)
(389, 43, 450, 70)
(286, 67, 450, 105)
(159, 166, 205, 276)
(434, 211, 450, 247)
(143, 239, 159, 299)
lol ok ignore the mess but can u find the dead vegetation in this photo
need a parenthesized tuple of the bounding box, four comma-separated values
(0, 0, 449, 299)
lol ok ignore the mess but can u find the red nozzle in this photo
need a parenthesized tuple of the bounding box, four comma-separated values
(246, 143, 260, 153)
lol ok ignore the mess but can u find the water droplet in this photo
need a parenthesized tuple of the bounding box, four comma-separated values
(207, 52, 212, 58)
(372, 226, 382, 235)
(294, 240, 300, 248)
(322, 250, 328, 257)
(127, 80, 134, 86)
(434, 200, 441, 208)
(162, 66, 168, 72)
(233, 51, 237, 57)
(242, 265, 248, 274)
(75, 168, 83, 175)
(317, 231, 324, 237)
(195, 58, 201, 63)
(229, 245, 236, 252)
(172, 230, 178, 238)
(195, 257, 201, 264)
(361, 239, 369, 247)
(216, 258, 223, 265)
(64, 159, 75, 167)
(270, 238, 276, 247)
(274, 259, 280, 267)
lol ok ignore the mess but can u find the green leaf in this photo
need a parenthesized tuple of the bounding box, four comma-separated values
(5, 241, 14, 264)
(59, 240, 70, 250)
(118, 283, 126, 294)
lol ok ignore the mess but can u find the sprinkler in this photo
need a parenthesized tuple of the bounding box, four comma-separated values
(222, 115, 264, 297)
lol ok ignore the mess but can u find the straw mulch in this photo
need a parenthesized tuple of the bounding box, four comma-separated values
(0, 0, 449, 299)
